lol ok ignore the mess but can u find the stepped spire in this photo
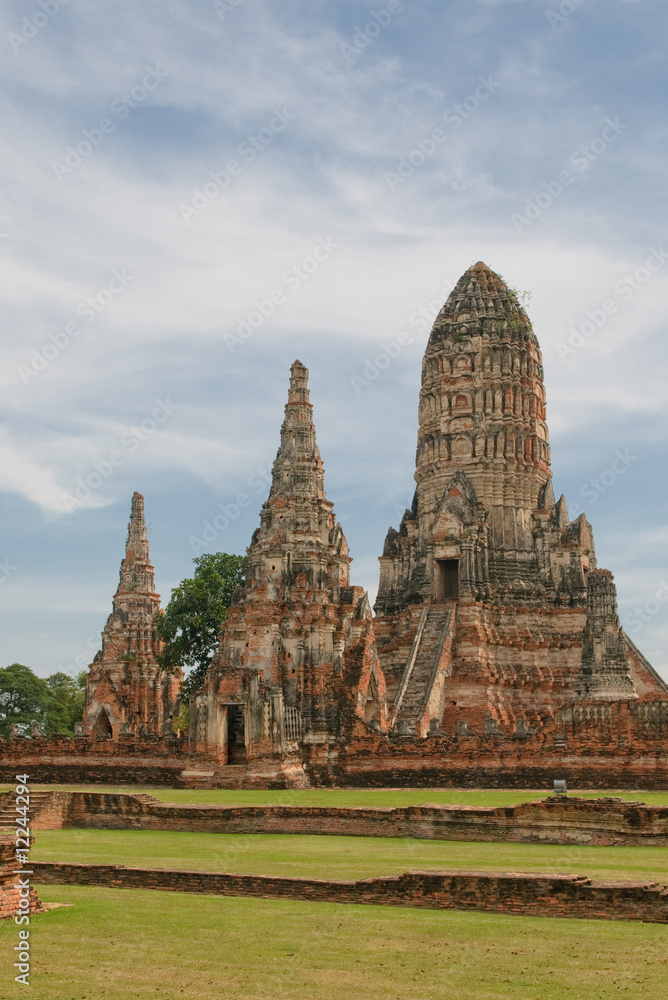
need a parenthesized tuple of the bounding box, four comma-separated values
(248, 361, 350, 597)
(269, 361, 326, 501)
(83, 492, 182, 738)
(195, 359, 388, 754)
(428, 261, 537, 349)
(116, 492, 156, 600)
(376, 261, 559, 617)
(576, 570, 637, 701)
(126, 492, 150, 562)
(416, 260, 550, 522)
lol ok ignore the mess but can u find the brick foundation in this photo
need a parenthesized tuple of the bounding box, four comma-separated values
(9, 790, 668, 847)
(31, 861, 668, 923)
(0, 736, 306, 788)
(310, 720, 668, 790)
(0, 837, 44, 921)
(2, 729, 668, 790)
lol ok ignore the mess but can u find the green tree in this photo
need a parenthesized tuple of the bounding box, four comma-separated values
(44, 672, 86, 736)
(0, 663, 49, 736)
(0, 663, 87, 737)
(156, 552, 245, 699)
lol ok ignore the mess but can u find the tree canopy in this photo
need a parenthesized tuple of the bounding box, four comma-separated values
(0, 663, 86, 737)
(156, 552, 245, 698)
(44, 672, 86, 736)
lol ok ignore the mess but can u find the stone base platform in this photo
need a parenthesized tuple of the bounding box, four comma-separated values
(31, 861, 668, 923)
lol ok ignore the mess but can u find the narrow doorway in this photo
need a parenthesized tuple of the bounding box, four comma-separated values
(94, 709, 112, 737)
(226, 704, 247, 764)
(437, 559, 459, 600)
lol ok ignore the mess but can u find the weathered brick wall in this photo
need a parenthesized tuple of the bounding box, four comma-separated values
(0, 838, 43, 921)
(0, 736, 295, 789)
(1, 724, 667, 790)
(29, 791, 75, 830)
(42, 792, 668, 847)
(335, 746, 668, 790)
(316, 719, 668, 790)
(30, 861, 668, 923)
(0, 735, 230, 788)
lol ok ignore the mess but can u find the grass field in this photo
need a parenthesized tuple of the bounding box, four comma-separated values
(30, 827, 668, 883)
(4, 785, 668, 998)
(1, 886, 666, 1000)
(4, 784, 668, 807)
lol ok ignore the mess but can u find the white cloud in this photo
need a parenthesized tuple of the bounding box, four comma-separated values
(0, 0, 666, 678)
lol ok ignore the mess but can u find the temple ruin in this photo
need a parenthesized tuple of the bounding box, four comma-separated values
(68, 261, 667, 788)
(83, 492, 182, 738)
(192, 360, 388, 773)
(373, 260, 660, 738)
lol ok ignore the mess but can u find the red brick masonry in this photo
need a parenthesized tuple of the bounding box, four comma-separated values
(0, 736, 218, 787)
(2, 727, 668, 789)
(0, 837, 43, 920)
(19, 791, 668, 847)
(30, 862, 668, 923)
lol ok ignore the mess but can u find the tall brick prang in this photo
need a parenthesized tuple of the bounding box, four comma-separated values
(192, 361, 388, 771)
(83, 492, 182, 738)
(56, 262, 666, 788)
(373, 262, 662, 737)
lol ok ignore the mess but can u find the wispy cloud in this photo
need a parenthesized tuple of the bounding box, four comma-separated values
(1, 0, 666, 677)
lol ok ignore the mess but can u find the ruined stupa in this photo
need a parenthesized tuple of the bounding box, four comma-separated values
(83, 492, 182, 737)
(373, 261, 664, 736)
(192, 361, 387, 766)
(73, 263, 667, 788)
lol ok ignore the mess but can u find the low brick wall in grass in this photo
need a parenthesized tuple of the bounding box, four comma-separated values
(65, 792, 668, 847)
(31, 861, 668, 923)
(0, 837, 44, 921)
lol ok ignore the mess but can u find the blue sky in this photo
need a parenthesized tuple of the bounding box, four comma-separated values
(1, 0, 666, 680)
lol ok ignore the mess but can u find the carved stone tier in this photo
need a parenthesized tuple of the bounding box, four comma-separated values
(373, 262, 663, 733)
(83, 493, 182, 738)
(193, 362, 388, 762)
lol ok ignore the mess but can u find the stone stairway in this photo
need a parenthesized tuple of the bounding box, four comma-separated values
(394, 604, 454, 732)
(132, 793, 163, 807)
(0, 789, 56, 829)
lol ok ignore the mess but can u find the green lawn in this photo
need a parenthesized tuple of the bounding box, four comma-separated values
(4, 784, 668, 807)
(1, 886, 665, 1000)
(30, 828, 668, 883)
(10, 790, 668, 999)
